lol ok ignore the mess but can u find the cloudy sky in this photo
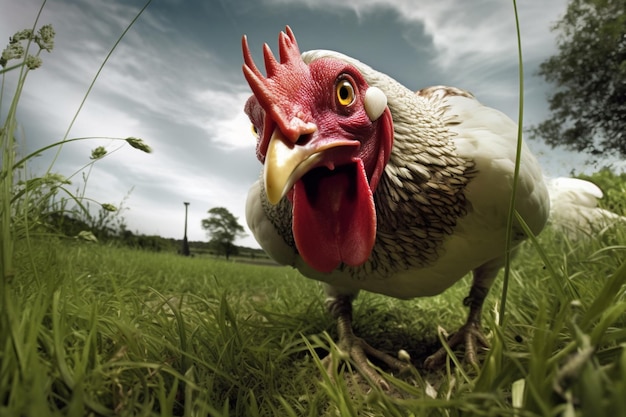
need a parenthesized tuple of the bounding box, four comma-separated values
(0, 0, 613, 248)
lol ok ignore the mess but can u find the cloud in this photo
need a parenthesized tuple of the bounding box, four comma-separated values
(260, 0, 566, 66)
(190, 88, 255, 150)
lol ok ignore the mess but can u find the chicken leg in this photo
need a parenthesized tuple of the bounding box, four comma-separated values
(423, 258, 502, 369)
(323, 294, 411, 390)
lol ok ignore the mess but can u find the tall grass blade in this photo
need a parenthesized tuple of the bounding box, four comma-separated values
(500, 0, 526, 326)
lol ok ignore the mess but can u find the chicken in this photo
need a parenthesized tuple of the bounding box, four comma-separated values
(241, 26, 551, 388)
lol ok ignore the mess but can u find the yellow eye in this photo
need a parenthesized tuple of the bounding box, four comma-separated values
(251, 124, 259, 138)
(336, 80, 355, 106)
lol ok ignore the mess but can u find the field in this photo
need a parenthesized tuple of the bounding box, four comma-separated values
(2, 226, 625, 416)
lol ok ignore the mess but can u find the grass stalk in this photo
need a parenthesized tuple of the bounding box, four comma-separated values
(500, 0, 526, 327)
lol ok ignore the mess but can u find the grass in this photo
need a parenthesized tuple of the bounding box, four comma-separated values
(2, 228, 626, 416)
(4, 239, 329, 415)
(2, 1, 626, 416)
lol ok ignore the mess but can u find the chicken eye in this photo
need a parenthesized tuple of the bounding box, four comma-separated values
(336, 80, 355, 107)
(251, 124, 260, 138)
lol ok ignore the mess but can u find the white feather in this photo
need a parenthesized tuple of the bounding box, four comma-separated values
(444, 93, 550, 236)
(547, 177, 625, 238)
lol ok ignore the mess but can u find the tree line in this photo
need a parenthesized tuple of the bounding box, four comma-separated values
(45, 203, 258, 259)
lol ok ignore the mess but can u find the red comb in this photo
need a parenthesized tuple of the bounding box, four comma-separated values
(242, 26, 314, 142)
(242, 26, 300, 83)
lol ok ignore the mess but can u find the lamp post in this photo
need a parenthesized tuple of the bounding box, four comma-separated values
(182, 202, 190, 256)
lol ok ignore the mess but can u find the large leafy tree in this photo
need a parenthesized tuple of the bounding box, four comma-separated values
(529, 0, 626, 157)
(201, 207, 246, 259)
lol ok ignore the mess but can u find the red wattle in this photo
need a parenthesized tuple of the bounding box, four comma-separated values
(292, 160, 376, 273)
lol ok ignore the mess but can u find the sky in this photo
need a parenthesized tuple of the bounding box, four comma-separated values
(0, 0, 618, 248)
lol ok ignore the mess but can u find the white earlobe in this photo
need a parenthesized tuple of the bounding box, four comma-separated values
(364, 86, 387, 122)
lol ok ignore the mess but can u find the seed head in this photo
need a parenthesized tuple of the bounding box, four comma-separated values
(10, 29, 33, 43)
(25, 55, 42, 70)
(35, 24, 55, 52)
(101, 203, 117, 212)
(76, 230, 98, 242)
(1, 43, 25, 67)
(90, 146, 107, 160)
(125, 137, 152, 153)
(43, 173, 71, 185)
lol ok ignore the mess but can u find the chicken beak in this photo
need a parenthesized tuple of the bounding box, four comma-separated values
(264, 128, 323, 205)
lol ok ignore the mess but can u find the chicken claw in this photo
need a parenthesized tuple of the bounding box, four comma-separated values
(423, 321, 490, 369)
(322, 294, 412, 390)
(424, 283, 491, 369)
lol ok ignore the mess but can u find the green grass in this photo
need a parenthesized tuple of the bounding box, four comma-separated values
(1, 226, 625, 416)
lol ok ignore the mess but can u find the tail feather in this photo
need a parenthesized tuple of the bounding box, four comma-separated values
(547, 177, 625, 239)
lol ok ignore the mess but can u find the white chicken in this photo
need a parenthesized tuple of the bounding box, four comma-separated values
(240, 26, 617, 388)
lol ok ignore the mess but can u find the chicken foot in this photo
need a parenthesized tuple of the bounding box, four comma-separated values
(322, 294, 411, 390)
(423, 280, 491, 369)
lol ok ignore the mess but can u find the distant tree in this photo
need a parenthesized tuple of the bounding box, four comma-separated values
(528, 0, 626, 158)
(201, 207, 246, 260)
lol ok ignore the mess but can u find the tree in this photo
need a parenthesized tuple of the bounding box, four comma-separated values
(201, 207, 246, 260)
(529, 0, 626, 158)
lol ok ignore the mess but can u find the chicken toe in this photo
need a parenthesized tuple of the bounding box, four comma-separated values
(322, 294, 411, 390)
(423, 320, 489, 369)
(424, 279, 492, 369)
